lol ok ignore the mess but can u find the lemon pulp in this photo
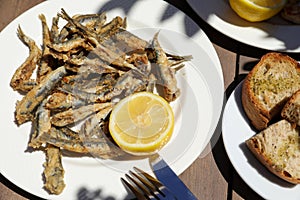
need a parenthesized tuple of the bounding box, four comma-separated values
(109, 92, 174, 155)
(229, 0, 287, 22)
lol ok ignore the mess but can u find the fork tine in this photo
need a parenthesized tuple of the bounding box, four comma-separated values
(133, 167, 164, 189)
(122, 167, 177, 200)
(121, 177, 147, 200)
(130, 170, 157, 192)
(127, 171, 157, 199)
(133, 167, 178, 200)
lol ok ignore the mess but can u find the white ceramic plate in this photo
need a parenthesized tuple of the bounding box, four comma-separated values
(187, 0, 300, 53)
(222, 81, 300, 200)
(0, 0, 224, 199)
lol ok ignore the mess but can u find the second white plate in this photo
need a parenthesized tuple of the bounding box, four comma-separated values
(222, 81, 300, 200)
(188, 0, 300, 53)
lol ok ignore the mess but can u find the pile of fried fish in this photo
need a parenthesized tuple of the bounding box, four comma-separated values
(10, 9, 191, 194)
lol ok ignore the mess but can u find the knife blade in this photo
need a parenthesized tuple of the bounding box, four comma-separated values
(149, 154, 198, 199)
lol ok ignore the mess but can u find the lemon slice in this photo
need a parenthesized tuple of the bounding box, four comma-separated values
(109, 92, 174, 156)
(229, 0, 287, 22)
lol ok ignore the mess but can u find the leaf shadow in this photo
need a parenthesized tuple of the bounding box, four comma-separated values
(96, 0, 200, 38)
(97, 0, 139, 15)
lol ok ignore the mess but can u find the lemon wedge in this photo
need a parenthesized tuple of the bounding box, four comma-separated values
(109, 92, 174, 156)
(229, 0, 287, 22)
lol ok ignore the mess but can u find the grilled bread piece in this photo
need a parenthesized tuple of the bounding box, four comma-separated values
(282, 90, 300, 126)
(242, 52, 300, 131)
(246, 119, 300, 184)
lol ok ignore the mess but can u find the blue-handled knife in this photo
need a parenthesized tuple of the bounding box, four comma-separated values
(149, 154, 198, 200)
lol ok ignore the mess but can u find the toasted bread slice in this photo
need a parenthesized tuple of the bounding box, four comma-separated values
(246, 119, 300, 184)
(282, 89, 300, 126)
(242, 52, 300, 131)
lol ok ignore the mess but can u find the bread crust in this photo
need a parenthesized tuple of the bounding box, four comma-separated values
(281, 89, 300, 126)
(242, 52, 300, 131)
(246, 137, 300, 184)
(242, 77, 269, 130)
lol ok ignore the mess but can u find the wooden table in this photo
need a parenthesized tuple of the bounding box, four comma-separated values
(1, 1, 298, 200)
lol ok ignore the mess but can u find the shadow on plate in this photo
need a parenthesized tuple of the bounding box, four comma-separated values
(77, 187, 115, 200)
(239, 143, 296, 188)
(76, 186, 132, 200)
(232, 78, 258, 133)
(76, 185, 139, 200)
(95, 0, 201, 38)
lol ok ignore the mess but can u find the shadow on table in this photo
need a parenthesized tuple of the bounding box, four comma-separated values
(76, 187, 136, 200)
(209, 75, 265, 200)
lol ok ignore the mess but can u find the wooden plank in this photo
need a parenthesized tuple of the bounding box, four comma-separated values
(180, 149, 228, 199)
(213, 44, 236, 89)
(0, 181, 27, 200)
(0, 0, 44, 31)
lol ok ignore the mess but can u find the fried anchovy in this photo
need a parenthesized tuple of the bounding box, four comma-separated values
(15, 66, 67, 125)
(151, 32, 180, 102)
(82, 137, 125, 159)
(47, 37, 92, 52)
(37, 14, 53, 83)
(97, 16, 125, 39)
(39, 126, 123, 159)
(59, 9, 134, 69)
(111, 29, 150, 52)
(50, 14, 60, 44)
(61, 72, 119, 95)
(30, 118, 83, 151)
(80, 106, 112, 138)
(50, 102, 112, 127)
(111, 68, 149, 99)
(43, 144, 65, 195)
(59, 13, 107, 42)
(40, 126, 86, 153)
(29, 99, 51, 148)
(45, 92, 86, 111)
(58, 9, 99, 46)
(69, 57, 120, 74)
(58, 84, 107, 103)
(80, 118, 125, 159)
(10, 26, 42, 92)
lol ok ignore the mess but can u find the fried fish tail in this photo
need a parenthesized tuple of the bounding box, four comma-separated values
(43, 144, 65, 195)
